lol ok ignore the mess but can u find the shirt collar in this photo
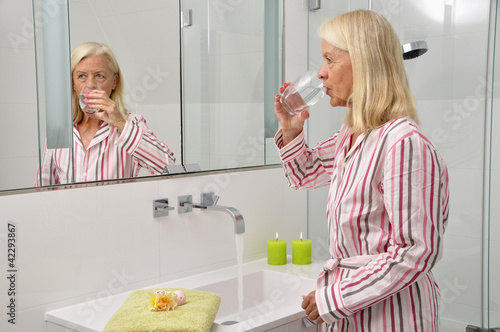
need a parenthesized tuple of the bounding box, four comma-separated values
(73, 122, 112, 149)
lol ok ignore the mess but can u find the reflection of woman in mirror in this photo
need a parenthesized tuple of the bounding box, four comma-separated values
(35, 42, 175, 186)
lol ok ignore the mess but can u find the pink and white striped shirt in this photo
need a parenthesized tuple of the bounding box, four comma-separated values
(35, 113, 175, 186)
(276, 117, 450, 331)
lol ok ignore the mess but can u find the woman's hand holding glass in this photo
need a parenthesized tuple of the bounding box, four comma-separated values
(274, 82, 310, 146)
(81, 87, 126, 132)
(79, 84, 101, 114)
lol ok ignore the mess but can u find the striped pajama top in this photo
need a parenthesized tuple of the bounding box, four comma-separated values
(35, 113, 175, 186)
(275, 117, 450, 331)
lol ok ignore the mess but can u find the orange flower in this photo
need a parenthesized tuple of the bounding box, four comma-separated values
(148, 290, 178, 311)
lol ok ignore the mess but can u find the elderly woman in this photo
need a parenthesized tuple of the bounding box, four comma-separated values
(36, 42, 175, 186)
(274, 10, 449, 331)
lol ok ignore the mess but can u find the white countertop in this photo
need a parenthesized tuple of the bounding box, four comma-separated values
(45, 258, 323, 332)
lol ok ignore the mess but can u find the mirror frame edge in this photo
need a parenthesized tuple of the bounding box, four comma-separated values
(0, 164, 283, 197)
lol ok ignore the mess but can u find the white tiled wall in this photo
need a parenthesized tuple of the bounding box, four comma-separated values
(0, 167, 307, 332)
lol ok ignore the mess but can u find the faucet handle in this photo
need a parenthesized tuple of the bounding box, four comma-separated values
(201, 192, 219, 206)
(153, 199, 175, 218)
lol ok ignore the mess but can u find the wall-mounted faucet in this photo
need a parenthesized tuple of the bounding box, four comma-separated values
(178, 192, 245, 234)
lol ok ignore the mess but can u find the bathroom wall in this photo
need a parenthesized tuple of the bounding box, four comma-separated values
(0, 168, 307, 332)
(0, 1, 309, 332)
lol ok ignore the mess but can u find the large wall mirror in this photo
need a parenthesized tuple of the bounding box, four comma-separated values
(0, 0, 282, 192)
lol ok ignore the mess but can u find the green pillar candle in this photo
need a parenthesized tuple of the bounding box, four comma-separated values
(267, 232, 287, 265)
(292, 232, 311, 265)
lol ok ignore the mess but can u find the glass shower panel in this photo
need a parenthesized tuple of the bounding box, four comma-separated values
(393, 1, 489, 330)
(181, 0, 281, 171)
(372, 1, 490, 330)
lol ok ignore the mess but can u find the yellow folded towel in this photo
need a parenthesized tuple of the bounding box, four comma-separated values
(103, 288, 221, 332)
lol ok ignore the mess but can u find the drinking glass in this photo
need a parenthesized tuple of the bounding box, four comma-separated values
(280, 70, 326, 115)
(79, 84, 101, 114)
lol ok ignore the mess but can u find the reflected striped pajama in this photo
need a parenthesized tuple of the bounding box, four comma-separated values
(35, 113, 175, 186)
(276, 118, 449, 331)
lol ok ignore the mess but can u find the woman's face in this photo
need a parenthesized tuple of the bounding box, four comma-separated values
(72, 55, 118, 97)
(317, 40, 353, 108)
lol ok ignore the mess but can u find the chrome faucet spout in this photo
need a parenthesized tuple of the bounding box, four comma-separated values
(206, 205, 245, 234)
(178, 192, 245, 234)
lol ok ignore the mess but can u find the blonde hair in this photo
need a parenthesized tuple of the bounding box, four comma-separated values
(71, 42, 128, 124)
(318, 10, 418, 133)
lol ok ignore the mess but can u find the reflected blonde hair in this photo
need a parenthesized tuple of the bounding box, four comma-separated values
(318, 10, 418, 133)
(71, 42, 128, 124)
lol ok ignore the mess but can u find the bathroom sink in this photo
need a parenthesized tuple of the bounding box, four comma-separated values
(45, 260, 322, 332)
(196, 270, 316, 331)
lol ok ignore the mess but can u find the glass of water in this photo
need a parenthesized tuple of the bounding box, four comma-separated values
(280, 70, 326, 115)
(79, 84, 101, 114)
